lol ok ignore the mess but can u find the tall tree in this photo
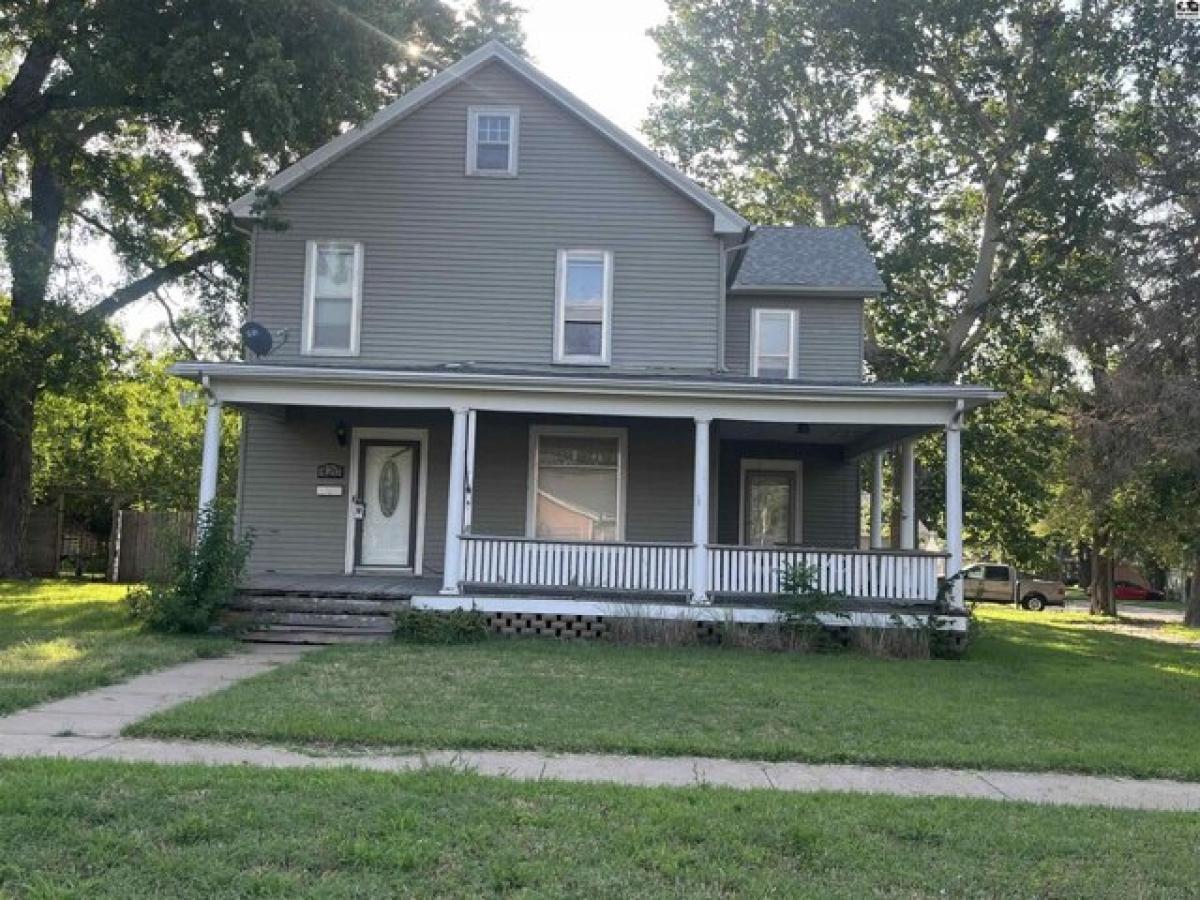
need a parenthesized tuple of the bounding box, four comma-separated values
(648, 0, 1108, 564)
(0, 0, 524, 574)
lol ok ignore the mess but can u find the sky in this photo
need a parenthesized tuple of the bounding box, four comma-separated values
(113, 0, 670, 342)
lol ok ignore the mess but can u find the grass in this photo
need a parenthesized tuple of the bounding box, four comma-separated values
(0, 579, 231, 716)
(133, 606, 1200, 781)
(0, 759, 1196, 898)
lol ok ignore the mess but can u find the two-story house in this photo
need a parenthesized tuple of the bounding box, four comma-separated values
(174, 42, 998, 641)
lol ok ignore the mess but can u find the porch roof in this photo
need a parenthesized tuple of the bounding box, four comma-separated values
(173, 361, 1000, 433)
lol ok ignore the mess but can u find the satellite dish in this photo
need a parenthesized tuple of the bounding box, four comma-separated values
(240, 321, 274, 357)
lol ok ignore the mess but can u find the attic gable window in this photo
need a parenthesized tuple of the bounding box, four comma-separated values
(466, 106, 519, 176)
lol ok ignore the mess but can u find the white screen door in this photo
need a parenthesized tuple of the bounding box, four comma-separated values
(356, 442, 417, 567)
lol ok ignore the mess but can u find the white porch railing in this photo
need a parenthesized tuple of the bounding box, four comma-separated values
(461, 535, 693, 593)
(707, 546, 946, 602)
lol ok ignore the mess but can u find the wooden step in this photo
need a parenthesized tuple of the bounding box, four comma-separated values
(241, 627, 390, 645)
(230, 594, 406, 615)
(224, 610, 395, 629)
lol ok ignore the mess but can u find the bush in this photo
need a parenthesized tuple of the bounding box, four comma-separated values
(394, 608, 488, 644)
(126, 501, 251, 633)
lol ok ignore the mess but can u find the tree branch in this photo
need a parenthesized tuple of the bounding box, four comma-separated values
(0, 38, 58, 153)
(154, 290, 199, 360)
(83, 248, 219, 321)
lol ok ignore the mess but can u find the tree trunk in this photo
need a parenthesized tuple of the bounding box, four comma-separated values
(1185, 553, 1200, 628)
(0, 373, 37, 576)
(1089, 533, 1116, 616)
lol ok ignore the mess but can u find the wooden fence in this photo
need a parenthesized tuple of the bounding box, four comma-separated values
(113, 510, 196, 583)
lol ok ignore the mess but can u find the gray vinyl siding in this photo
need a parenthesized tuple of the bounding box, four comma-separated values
(715, 440, 859, 548)
(724, 295, 864, 381)
(239, 408, 451, 576)
(250, 60, 720, 372)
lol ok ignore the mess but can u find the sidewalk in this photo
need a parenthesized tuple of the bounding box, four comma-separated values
(1, 648, 1198, 813)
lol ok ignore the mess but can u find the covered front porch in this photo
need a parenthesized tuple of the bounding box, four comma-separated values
(181, 362, 996, 618)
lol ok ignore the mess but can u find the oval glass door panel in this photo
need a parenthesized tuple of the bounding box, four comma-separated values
(359, 444, 414, 566)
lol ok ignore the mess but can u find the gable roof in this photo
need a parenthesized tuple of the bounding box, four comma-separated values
(730, 226, 886, 296)
(228, 41, 748, 234)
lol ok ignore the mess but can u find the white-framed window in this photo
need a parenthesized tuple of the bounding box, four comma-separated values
(739, 459, 803, 546)
(750, 308, 797, 378)
(466, 106, 519, 176)
(527, 426, 627, 542)
(303, 240, 363, 355)
(554, 249, 613, 365)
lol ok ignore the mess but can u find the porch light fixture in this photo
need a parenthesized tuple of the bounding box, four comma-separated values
(335, 420, 348, 447)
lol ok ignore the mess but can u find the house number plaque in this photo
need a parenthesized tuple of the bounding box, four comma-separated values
(317, 463, 345, 479)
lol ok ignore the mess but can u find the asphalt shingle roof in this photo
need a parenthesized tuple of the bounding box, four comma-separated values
(732, 226, 885, 294)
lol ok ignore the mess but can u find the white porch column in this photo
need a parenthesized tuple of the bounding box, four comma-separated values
(441, 407, 470, 595)
(691, 417, 711, 605)
(197, 396, 221, 513)
(945, 402, 965, 607)
(869, 451, 884, 549)
(899, 440, 916, 550)
(463, 410, 477, 534)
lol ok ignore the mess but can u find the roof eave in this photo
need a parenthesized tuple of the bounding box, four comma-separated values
(171, 361, 1002, 409)
(729, 284, 885, 298)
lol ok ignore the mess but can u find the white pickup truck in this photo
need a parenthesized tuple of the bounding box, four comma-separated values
(961, 563, 1066, 611)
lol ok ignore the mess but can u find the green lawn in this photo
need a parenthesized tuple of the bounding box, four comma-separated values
(0, 759, 1195, 898)
(132, 606, 1200, 781)
(0, 579, 231, 715)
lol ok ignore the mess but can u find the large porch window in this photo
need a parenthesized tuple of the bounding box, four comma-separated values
(528, 427, 626, 541)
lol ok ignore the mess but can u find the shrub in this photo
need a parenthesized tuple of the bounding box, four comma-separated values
(126, 501, 251, 634)
(777, 562, 846, 649)
(394, 607, 487, 644)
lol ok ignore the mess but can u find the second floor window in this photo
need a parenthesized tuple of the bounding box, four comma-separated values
(467, 106, 519, 176)
(303, 240, 363, 355)
(555, 250, 613, 365)
(751, 308, 797, 378)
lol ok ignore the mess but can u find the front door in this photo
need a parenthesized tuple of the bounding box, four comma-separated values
(742, 463, 800, 546)
(355, 441, 419, 568)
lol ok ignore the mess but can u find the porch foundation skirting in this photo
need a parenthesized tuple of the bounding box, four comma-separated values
(458, 535, 947, 605)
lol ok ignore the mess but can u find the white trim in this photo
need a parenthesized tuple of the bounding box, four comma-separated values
(227, 41, 748, 234)
(343, 427, 429, 575)
(411, 594, 969, 632)
(465, 105, 519, 177)
(177, 363, 1002, 427)
(302, 240, 363, 357)
(750, 308, 797, 379)
(553, 249, 613, 365)
(738, 458, 803, 545)
(526, 424, 628, 540)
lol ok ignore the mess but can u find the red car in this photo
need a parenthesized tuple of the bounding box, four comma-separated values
(1113, 580, 1165, 603)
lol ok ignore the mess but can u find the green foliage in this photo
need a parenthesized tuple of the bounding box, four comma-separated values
(777, 563, 845, 646)
(126, 502, 251, 634)
(33, 350, 238, 508)
(393, 608, 488, 645)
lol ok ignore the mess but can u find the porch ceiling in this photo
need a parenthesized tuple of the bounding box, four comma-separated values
(716, 420, 935, 456)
